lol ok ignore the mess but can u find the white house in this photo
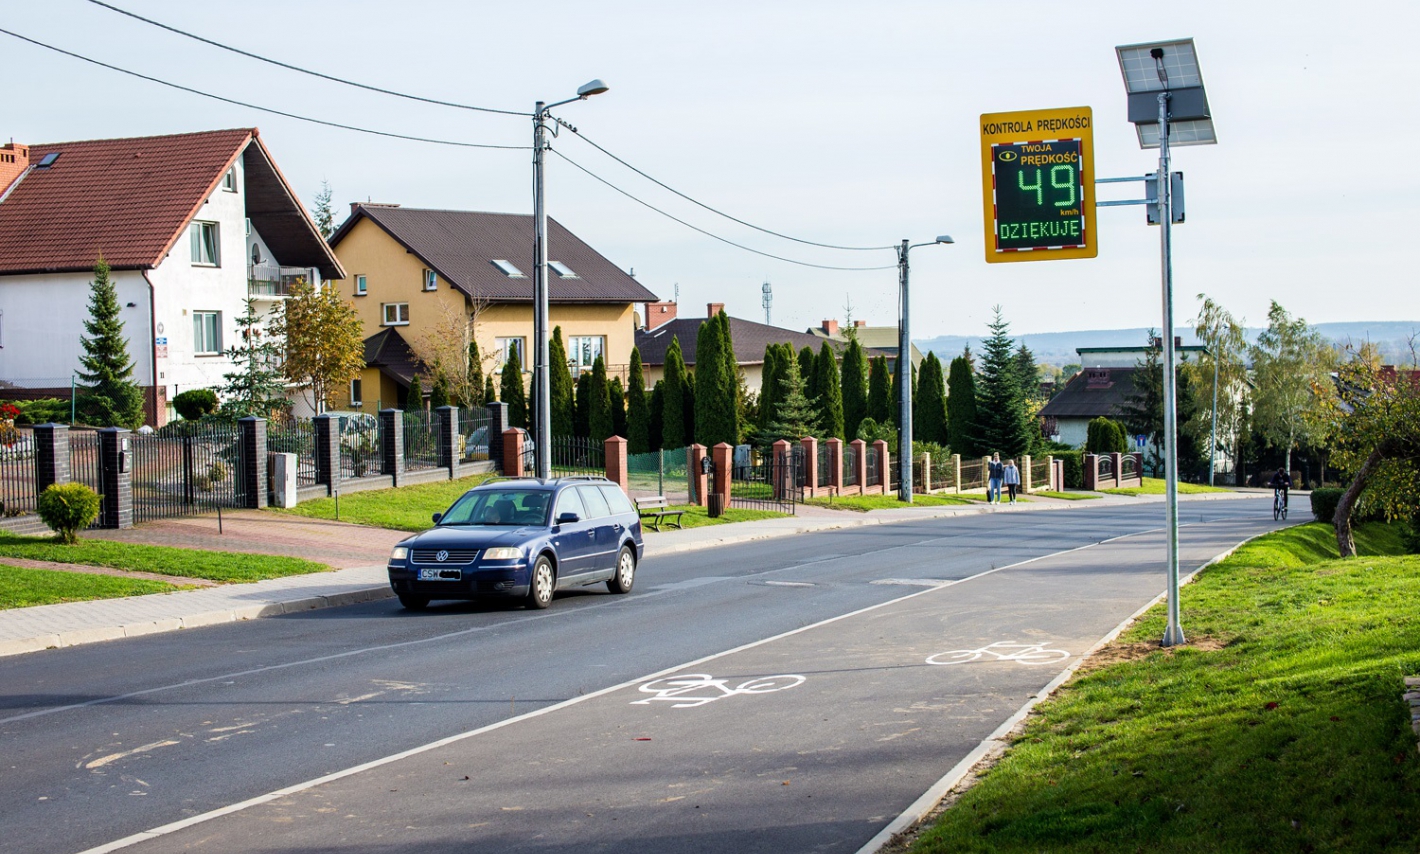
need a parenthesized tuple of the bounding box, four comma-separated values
(0, 129, 343, 425)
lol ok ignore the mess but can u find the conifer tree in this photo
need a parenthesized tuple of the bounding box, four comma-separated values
(429, 372, 450, 410)
(77, 258, 147, 428)
(814, 342, 844, 439)
(661, 336, 687, 449)
(484, 374, 497, 406)
(549, 327, 575, 437)
(867, 355, 892, 425)
(609, 376, 627, 439)
(974, 308, 1034, 458)
(890, 354, 916, 426)
(468, 341, 485, 406)
(915, 353, 949, 445)
(682, 370, 697, 448)
(588, 356, 613, 444)
(798, 346, 816, 391)
(760, 350, 819, 445)
(218, 298, 287, 421)
(649, 380, 665, 452)
(627, 348, 651, 453)
(718, 312, 741, 445)
(758, 343, 784, 433)
(695, 311, 738, 446)
(499, 342, 526, 428)
(574, 372, 592, 438)
(407, 374, 425, 412)
(946, 349, 979, 456)
(840, 338, 868, 442)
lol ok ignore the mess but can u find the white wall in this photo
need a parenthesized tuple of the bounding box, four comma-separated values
(0, 269, 153, 390)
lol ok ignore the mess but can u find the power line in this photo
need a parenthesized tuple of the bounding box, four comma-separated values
(564, 124, 896, 252)
(85, 0, 531, 118)
(0, 28, 530, 152)
(550, 149, 897, 273)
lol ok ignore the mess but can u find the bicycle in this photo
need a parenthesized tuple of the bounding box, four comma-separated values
(631, 673, 805, 708)
(1273, 488, 1288, 521)
(925, 642, 1070, 667)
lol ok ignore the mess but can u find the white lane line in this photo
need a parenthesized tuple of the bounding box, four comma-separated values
(764, 581, 815, 588)
(871, 579, 952, 588)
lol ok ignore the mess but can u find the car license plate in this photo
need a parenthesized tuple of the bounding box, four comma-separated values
(418, 567, 455, 581)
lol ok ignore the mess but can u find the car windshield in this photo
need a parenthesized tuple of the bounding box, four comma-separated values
(439, 489, 550, 527)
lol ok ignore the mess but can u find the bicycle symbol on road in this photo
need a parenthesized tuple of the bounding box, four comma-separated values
(926, 642, 1070, 667)
(631, 673, 806, 708)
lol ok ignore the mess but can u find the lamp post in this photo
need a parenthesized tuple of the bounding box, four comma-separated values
(1116, 38, 1216, 647)
(531, 79, 608, 480)
(896, 235, 953, 503)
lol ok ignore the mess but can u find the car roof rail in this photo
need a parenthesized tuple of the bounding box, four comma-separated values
(476, 475, 547, 486)
(556, 474, 611, 482)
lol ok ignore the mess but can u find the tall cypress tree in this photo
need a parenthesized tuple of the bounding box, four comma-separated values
(867, 355, 892, 426)
(916, 353, 949, 445)
(974, 308, 1034, 458)
(682, 370, 696, 449)
(814, 342, 844, 439)
(588, 356, 613, 444)
(840, 338, 868, 442)
(626, 348, 650, 453)
(77, 258, 146, 428)
(468, 340, 485, 406)
(574, 372, 592, 438)
(798, 346, 816, 392)
(499, 342, 526, 428)
(407, 374, 425, 411)
(549, 327, 575, 437)
(485, 374, 497, 406)
(609, 376, 627, 440)
(661, 336, 687, 449)
(889, 354, 916, 426)
(429, 371, 450, 410)
(718, 312, 741, 445)
(694, 316, 724, 446)
(758, 343, 783, 434)
(946, 348, 979, 456)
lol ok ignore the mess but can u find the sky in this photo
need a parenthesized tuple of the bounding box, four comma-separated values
(2, 0, 1417, 340)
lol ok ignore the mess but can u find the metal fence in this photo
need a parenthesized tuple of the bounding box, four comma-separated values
(729, 448, 798, 514)
(547, 435, 604, 475)
(816, 444, 832, 489)
(843, 444, 859, 487)
(1098, 454, 1116, 480)
(0, 427, 36, 516)
(1121, 454, 1138, 480)
(69, 429, 105, 525)
(626, 447, 691, 504)
(458, 406, 492, 462)
(340, 415, 380, 480)
(1031, 457, 1051, 490)
(960, 459, 985, 490)
(130, 424, 244, 523)
(866, 447, 882, 488)
(402, 410, 439, 472)
(266, 419, 317, 488)
(930, 455, 956, 491)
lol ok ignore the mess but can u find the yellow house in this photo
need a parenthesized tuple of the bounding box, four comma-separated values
(327, 204, 658, 410)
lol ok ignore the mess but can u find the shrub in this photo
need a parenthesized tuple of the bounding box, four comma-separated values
(1085, 417, 1127, 453)
(37, 482, 102, 544)
(208, 460, 228, 483)
(1052, 449, 1085, 489)
(1310, 487, 1342, 523)
(173, 388, 220, 421)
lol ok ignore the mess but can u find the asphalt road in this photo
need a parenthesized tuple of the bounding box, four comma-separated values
(0, 497, 1281, 854)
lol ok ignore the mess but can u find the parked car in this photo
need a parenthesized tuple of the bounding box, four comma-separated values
(386, 475, 643, 610)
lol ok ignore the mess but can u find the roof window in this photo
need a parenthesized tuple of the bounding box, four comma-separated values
(549, 261, 578, 278)
(36, 152, 60, 168)
(491, 259, 526, 278)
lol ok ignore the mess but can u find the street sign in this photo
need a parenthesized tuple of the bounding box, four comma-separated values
(1135, 434, 1147, 449)
(980, 106, 1097, 263)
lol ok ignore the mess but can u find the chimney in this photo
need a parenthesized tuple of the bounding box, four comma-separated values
(821, 319, 839, 336)
(854, 320, 867, 328)
(707, 302, 725, 318)
(645, 300, 677, 329)
(0, 142, 30, 196)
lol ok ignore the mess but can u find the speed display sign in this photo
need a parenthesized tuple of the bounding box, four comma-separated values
(980, 106, 1097, 263)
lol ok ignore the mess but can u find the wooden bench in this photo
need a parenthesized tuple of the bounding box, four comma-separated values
(636, 495, 685, 531)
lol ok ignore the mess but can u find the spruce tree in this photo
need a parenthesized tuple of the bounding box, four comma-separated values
(407, 374, 425, 412)
(761, 351, 819, 445)
(609, 376, 627, 439)
(916, 353, 949, 445)
(574, 372, 592, 438)
(626, 348, 651, 453)
(946, 349, 979, 456)
(814, 342, 844, 439)
(468, 340, 485, 406)
(974, 308, 1034, 459)
(1014, 343, 1041, 404)
(77, 258, 147, 428)
(549, 327, 575, 437)
(841, 338, 868, 442)
(648, 380, 665, 452)
(499, 342, 526, 428)
(661, 337, 687, 449)
(867, 355, 892, 425)
(217, 298, 286, 420)
(588, 356, 613, 444)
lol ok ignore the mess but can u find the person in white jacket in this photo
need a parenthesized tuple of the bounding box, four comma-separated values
(1003, 458, 1021, 504)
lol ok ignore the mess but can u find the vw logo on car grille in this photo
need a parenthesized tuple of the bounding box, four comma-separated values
(436, 550, 449, 563)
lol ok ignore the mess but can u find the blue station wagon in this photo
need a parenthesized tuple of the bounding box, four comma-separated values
(387, 476, 645, 610)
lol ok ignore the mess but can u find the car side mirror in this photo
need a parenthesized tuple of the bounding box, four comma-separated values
(557, 512, 580, 525)
(431, 512, 443, 524)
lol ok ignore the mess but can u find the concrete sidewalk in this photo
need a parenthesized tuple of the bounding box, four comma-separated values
(0, 490, 1255, 659)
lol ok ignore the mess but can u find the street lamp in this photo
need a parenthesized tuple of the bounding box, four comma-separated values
(1115, 38, 1216, 647)
(532, 79, 608, 480)
(897, 235, 953, 503)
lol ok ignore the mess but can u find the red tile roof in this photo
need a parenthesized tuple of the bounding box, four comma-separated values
(0, 128, 259, 274)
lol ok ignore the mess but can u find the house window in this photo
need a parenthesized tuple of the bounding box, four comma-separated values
(350, 378, 363, 407)
(568, 335, 605, 375)
(422, 269, 437, 291)
(491, 259, 525, 278)
(222, 166, 238, 192)
(190, 221, 220, 266)
(382, 302, 410, 325)
(496, 337, 527, 370)
(355, 275, 367, 296)
(549, 261, 578, 278)
(193, 311, 222, 355)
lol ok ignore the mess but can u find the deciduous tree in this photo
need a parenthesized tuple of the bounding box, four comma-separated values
(1250, 301, 1336, 475)
(276, 279, 365, 414)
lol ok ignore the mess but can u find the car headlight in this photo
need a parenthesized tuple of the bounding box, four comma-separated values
(390, 547, 409, 561)
(483, 547, 521, 560)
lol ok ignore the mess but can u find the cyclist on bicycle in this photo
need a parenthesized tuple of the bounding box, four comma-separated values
(1269, 468, 1292, 510)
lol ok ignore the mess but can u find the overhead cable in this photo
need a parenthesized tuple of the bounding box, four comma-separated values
(550, 149, 897, 272)
(0, 28, 530, 151)
(564, 126, 896, 252)
(84, 0, 531, 117)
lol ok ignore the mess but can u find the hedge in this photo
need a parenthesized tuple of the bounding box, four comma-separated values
(1053, 449, 1084, 489)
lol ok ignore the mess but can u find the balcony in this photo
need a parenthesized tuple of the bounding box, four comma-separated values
(248, 264, 317, 298)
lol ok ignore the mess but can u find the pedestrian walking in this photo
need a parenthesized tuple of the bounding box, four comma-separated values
(1003, 458, 1021, 504)
(987, 452, 1004, 504)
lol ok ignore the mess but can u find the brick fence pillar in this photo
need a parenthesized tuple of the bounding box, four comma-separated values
(487, 402, 509, 472)
(605, 435, 629, 493)
(436, 405, 458, 476)
(872, 439, 890, 495)
(688, 444, 708, 506)
(800, 436, 818, 496)
(1083, 454, 1098, 491)
(920, 452, 931, 493)
(312, 414, 340, 488)
(98, 427, 134, 528)
(502, 428, 526, 477)
(33, 423, 70, 495)
(713, 442, 734, 505)
(825, 437, 843, 494)
(770, 440, 792, 500)
(850, 439, 868, 494)
(1111, 452, 1123, 489)
(238, 417, 268, 509)
(380, 409, 404, 485)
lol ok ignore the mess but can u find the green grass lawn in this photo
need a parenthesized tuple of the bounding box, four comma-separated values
(0, 533, 329, 583)
(803, 493, 983, 512)
(272, 474, 495, 532)
(0, 565, 181, 609)
(1101, 477, 1233, 496)
(1034, 490, 1102, 500)
(908, 520, 1420, 853)
(641, 504, 788, 531)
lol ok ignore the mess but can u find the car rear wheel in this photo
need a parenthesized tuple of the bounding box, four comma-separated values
(398, 592, 429, 611)
(527, 555, 555, 609)
(607, 545, 636, 594)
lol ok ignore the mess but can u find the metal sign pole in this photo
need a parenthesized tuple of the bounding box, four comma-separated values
(1157, 90, 1185, 647)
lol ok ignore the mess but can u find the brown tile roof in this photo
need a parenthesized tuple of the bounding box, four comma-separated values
(1038, 367, 1141, 419)
(363, 326, 421, 387)
(329, 205, 657, 304)
(0, 128, 342, 279)
(636, 314, 841, 368)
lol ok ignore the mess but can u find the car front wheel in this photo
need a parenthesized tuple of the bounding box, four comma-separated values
(527, 555, 555, 609)
(607, 545, 635, 594)
(398, 592, 429, 611)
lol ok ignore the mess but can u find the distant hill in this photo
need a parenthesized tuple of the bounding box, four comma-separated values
(917, 322, 1420, 368)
